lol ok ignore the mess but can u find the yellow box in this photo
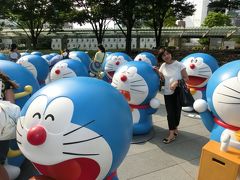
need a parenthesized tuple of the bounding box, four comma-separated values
(198, 141, 240, 180)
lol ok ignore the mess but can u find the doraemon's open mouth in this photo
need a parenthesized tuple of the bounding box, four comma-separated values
(106, 71, 115, 78)
(187, 76, 207, 87)
(119, 90, 131, 102)
(33, 158, 100, 179)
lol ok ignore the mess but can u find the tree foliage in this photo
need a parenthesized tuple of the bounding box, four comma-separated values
(5, 0, 73, 49)
(202, 11, 232, 27)
(208, 0, 240, 13)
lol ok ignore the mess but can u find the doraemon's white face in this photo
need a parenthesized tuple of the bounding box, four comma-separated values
(50, 62, 76, 81)
(111, 65, 148, 105)
(17, 57, 37, 78)
(183, 57, 212, 87)
(212, 71, 240, 127)
(17, 96, 112, 179)
(105, 56, 128, 79)
(134, 54, 151, 65)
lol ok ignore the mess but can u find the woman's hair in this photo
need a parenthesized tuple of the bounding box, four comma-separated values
(0, 72, 19, 89)
(98, 44, 106, 53)
(157, 47, 173, 62)
(10, 43, 18, 52)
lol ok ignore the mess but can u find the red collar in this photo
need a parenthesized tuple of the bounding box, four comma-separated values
(187, 86, 206, 91)
(129, 104, 150, 109)
(214, 117, 240, 131)
(105, 171, 117, 180)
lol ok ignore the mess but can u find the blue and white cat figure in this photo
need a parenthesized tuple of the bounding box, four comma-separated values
(50, 59, 89, 82)
(101, 52, 133, 83)
(134, 52, 157, 67)
(16, 77, 132, 179)
(193, 60, 240, 152)
(17, 55, 49, 87)
(112, 61, 160, 135)
(181, 53, 219, 112)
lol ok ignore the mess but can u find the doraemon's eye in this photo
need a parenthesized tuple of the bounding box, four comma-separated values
(126, 66, 137, 77)
(24, 96, 48, 129)
(45, 114, 54, 121)
(195, 57, 203, 66)
(118, 56, 124, 62)
(190, 59, 194, 63)
(194, 59, 198, 63)
(33, 112, 41, 119)
(42, 97, 73, 134)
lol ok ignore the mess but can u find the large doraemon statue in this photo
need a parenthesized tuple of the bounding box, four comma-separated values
(50, 59, 89, 82)
(194, 60, 240, 151)
(134, 52, 157, 66)
(112, 61, 160, 135)
(181, 53, 219, 112)
(31, 51, 42, 56)
(101, 52, 133, 83)
(69, 51, 91, 72)
(16, 77, 132, 179)
(17, 55, 49, 87)
(0, 53, 9, 60)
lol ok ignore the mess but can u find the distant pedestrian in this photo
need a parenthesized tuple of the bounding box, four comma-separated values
(9, 44, 21, 62)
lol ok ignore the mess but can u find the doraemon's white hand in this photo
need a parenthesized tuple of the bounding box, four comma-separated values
(150, 98, 160, 109)
(193, 99, 208, 113)
(220, 133, 231, 152)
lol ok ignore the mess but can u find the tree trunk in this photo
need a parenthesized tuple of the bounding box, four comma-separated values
(125, 26, 132, 55)
(31, 36, 38, 50)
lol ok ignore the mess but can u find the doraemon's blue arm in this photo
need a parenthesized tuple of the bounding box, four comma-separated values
(147, 98, 160, 114)
(193, 99, 215, 132)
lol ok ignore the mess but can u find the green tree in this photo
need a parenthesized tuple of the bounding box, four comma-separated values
(143, 0, 195, 48)
(5, 0, 73, 49)
(71, 0, 117, 45)
(208, 0, 240, 13)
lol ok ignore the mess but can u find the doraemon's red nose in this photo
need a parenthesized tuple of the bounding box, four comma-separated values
(120, 75, 127, 82)
(190, 64, 195, 69)
(115, 61, 120, 65)
(55, 69, 60, 75)
(27, 126, 47, 146)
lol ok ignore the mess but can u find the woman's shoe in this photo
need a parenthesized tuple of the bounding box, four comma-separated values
(174, 132, 178, 137)
(162, 136, 176, 144)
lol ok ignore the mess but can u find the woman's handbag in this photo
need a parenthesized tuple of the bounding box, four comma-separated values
(178, 79, 195, 107)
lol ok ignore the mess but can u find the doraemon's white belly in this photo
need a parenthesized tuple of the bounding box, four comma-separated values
(192, 90, 202, 100)
(132, 109, 140, 124)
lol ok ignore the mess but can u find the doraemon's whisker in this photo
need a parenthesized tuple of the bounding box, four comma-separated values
(130, 88, 145, 93)
(218, 102, 240, 104)
(17, 140, 22, 145)
(19, 119, 23, 129)
(62, 152, 99, 156)
(16, 129, 22, 137)
(112, 81, 118, 86)
(130, 84, 146, 87)
(197, 74, 209, 77)
(130, 79, 143, 83)
(217, 93, 240, 100)
(198, 71, 211, 73)
(63, 72, 73, 76)
(63, 120, 95, 136)
(223, 85, 240, 94)
(63, 135, 102, 145)
(106, 64, 114, 67)
(198, 67, 208, 70)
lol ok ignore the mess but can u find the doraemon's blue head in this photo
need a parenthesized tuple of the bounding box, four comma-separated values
(181, 53, 219, 88)
(17, 77, 132, 179)
(0, 53, 9, 60)
(42, 54, 54, 62)
(50, 59, 89, 81)
(102, 52, 133, 80)
(20, 52, 30, 57)
(31, 51, 42, 56)
(112, 61, 160, 105)
(69, 51, 91, 71)
(17, 55, 49, 85)
(206, 60, 240, 127)
(0, 60, 40, 108)
(134, 52, 157, 66)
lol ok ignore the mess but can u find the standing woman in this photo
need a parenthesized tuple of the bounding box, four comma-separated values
(0, 72, 19, 180)
(93, 44, 106, 64)
(9, 44, 21, 62)
(158, 48, 188, 144)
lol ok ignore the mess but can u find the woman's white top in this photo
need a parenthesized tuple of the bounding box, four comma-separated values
(159, 60, 186, 95)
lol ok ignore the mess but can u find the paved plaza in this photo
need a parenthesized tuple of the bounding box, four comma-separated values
(17, 92, 209, 180)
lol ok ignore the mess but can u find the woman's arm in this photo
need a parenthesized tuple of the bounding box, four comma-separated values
(5, 89, 15, 103)
(181, 68, 189, 82)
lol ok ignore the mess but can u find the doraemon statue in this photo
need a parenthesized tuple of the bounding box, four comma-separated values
(134, 52, 157, 66)
(16, 77, 132, 179)
(17, 55, 49, 87)
(50, 59, 89, 82)
(112, 61, 160, 135)
(194, 60, 240, 152)
(101, 52, 133, 83)
(0, 53, 9, 60)
(31, 51, 42, 56)
(69, 51, 91, 72)
(181, 53, 219, 112)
